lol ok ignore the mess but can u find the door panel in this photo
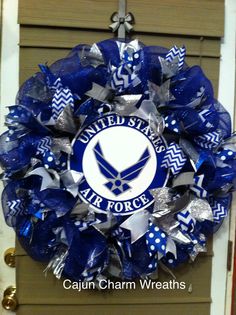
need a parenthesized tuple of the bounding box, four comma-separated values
(19, 0, 224, 37)
(16, 255, 212, 305)
(17, 303, 210, 315)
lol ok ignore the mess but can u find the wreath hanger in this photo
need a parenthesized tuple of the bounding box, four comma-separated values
(109, 0, 134, 39)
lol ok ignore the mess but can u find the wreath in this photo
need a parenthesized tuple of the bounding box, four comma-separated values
(1, 39, 235, 282)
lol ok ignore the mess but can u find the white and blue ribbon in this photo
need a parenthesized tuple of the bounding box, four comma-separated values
(209, 197, 228, 223)
(190, 174, 208, 198)
(198, 109, 214, 128)
(165, 45, 186, 71)
(7, 199, 24, 217)
(36, 136, 52, 155)
(161, 142, 187, 175)
(194, 131, 221, 150)
(52, 78, 74, 120)
(146, 222, 167, 256)
(109, 41, 141, 93)
(177, 209, 196, 232)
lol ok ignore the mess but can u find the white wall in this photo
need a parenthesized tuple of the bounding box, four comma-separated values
(211, 0, 236, 315)
(0, 0, 19, 314)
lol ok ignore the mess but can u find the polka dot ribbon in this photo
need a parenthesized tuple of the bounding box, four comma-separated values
(164, 114, 181, 133)
(146, 222, 167, 256)
(217, 149, 236, 162)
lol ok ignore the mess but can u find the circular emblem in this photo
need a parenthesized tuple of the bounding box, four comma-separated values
(70, 114, 169, 215)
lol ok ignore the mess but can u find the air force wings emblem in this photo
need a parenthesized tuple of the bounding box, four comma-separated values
(69, 114, 169, 215)
(93, 141, 151, 196)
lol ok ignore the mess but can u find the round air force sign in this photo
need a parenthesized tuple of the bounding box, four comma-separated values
(70, 114, 169, 215)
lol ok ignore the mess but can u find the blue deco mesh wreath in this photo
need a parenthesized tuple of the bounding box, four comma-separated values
(1, 39, 236, 281)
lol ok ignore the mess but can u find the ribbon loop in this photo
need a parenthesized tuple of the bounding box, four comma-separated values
(109, 12, 134, 33)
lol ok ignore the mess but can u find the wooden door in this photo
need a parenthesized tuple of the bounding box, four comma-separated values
(16, 1, 224, 314)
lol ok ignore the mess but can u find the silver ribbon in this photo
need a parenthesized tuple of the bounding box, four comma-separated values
(159, 56, 179, 79)
(70, 199, 90, 217)
(52, 227, 68, 246)
(52, 137, 72, 155)
(26, 167, 60, 191)
(60, 170, 83, 197)
(152, 206, 192, 245)
(168, 227, 192, 244)
(79, 44, 104, 68)
(120, 210, 150, 243)
(113, 94, 142, 115)
(179, 138, 201, 171)
(44, 246, 68, 279)
(168, 191, 191, 213)
(54, 104, 79, 134)
(151, 189, 191, 218)
(150, 188, 173, 218)
(166, 237, 177, 259)
(93, 211, 117, 236)
(36, 112, 55, 126)
(148, 80, 175, 108)
(85, 82, 142, 115)
(187, 198, 213, 222)
(172, 172, 195, 187)
(102, 245, 122, 278)
(190, 243, 207, 261)
(132, 100, 165, 136)
(86, 83, 113, 102)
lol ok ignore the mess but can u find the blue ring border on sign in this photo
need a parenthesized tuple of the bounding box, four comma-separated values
(68, 114, 170, 215)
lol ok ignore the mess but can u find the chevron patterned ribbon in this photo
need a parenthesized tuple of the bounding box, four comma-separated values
(109, 41, 141, 93)
(161, 142, 187, 175)
(52, 77, 63, 91)
(209, 197, 228, 223)
(165, 45, 186, 71)
(52, 79, 74, 120)
(198, 109, 214, 128)
(190, 174, 208, 198)
(7, 199, 24, 217)
(110, 63, 141, 93)
(36, 136, 52, 155)
(110, 65, 134, 92)
(177, 209, 196, 232)
(194, 131, 221, 150)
